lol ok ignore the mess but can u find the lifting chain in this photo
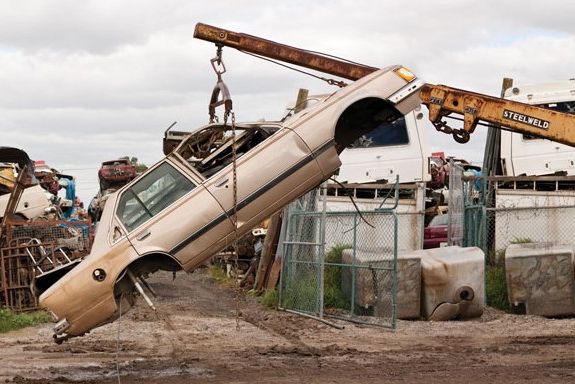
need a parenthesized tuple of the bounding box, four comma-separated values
(230, 112, 242, 332)
(208, 45, 242, 331)
(432, 120, 471, 144)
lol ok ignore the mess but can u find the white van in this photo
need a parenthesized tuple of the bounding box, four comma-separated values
(336, 106, 430, 184)
(501, 79, 575, 176)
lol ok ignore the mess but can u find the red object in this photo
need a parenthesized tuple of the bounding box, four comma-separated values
(431, 151, 445, 161)
(98, 159, 136, 190)
(423, 215, 448, 249)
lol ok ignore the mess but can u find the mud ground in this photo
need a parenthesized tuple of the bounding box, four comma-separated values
(1, 269, 574, 384)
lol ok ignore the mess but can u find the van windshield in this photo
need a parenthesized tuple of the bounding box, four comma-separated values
(348, 117, 409, 148)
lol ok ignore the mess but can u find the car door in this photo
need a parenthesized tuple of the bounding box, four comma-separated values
(203, 128, 327, 246)
(114, 160, 233, 268)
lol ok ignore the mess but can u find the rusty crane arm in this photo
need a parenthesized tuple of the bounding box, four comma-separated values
(194, 23, 377, 81)
(194, 23, 575, 147)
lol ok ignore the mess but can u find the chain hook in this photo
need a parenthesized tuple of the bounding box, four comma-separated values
(210, 44, 226, 80)
(452, 129, 471, 144)
(432, 119, 453, 135)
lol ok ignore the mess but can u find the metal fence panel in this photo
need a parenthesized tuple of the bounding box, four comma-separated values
(279, 186, 400, 328)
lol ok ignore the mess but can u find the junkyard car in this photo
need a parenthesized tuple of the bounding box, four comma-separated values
(39, 66, 424, 341)
(423, 214, 449, 249)
(98, 159, 137, 191)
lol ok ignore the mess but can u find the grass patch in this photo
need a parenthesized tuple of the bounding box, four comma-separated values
(511, 237, 533, 244)
(280, 276, 318, 312)
(484, 237, 531, 311)
(260, 288, 279, 309)
(0, 308, 52, 333)
(280, 244, 351, 312)
(208, 264, 232, 285)
(486, 265, 509, 311)
(324, 244, 350, 310)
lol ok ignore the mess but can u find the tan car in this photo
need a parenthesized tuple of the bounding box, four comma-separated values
(39, 66, 423, 342)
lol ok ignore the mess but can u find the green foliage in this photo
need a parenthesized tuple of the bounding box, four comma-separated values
(121, 155, 148, 173)
(486, 265, 509, 311)
(0, 308, 52, 333)
(511, 237, 533, 244)
(260, 288, 279, 309)
(281, 275, 318, 312)
(280, 244, 351, 312)
(208, 264, 231, 285)
(323, 244, 351, 309)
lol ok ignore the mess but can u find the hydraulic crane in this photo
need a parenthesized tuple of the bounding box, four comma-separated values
(194, 23, 575, 147)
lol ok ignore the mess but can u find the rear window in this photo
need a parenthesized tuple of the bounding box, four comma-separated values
(116, 162, 195, 232)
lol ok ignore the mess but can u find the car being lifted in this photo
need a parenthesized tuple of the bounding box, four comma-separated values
(39, 65, 423, 342)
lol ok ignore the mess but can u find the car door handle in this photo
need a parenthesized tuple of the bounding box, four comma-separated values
(136, 229, 151, 241)
(215, 177, 229, 187)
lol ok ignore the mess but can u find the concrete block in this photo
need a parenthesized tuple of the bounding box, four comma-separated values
(341, 249, 421, 319)
(505, 243, 575, 316)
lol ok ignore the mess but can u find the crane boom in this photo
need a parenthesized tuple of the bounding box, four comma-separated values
(419, 84, 575, 146)
(193, 23, 376, 81)
(193, 23, 575, 147)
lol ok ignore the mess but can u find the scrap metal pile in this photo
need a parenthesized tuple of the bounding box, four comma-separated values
(0, 147, 92, 312)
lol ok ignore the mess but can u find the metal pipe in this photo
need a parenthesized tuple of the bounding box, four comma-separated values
(281, 308, 345, 329)
(126, 269, 156, 311)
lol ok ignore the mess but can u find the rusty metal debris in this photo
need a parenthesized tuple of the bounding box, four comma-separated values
(0, 148, 93, 312)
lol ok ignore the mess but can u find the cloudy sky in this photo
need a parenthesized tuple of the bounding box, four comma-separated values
(1, 0, 574, 203)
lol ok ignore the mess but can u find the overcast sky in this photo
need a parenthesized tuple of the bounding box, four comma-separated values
(1, 0, 574, 204)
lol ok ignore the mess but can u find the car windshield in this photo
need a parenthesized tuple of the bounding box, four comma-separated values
(116, 162, 196, 232)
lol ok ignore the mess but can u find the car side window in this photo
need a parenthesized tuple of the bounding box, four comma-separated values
(116, 162, 196, 232)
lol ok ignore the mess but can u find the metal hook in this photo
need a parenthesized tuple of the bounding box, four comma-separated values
(210, 44, 226, 78)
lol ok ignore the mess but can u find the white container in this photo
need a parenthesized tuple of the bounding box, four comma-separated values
(505, 243, 575, 316)
(341, 249, 421, 319)
(419, 246, 485, 320)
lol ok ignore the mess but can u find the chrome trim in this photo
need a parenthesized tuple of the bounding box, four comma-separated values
(53, 318, 70, 335)
(388, 79, 425, 104)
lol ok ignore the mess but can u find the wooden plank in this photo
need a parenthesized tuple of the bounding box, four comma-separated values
(253, 212, 282, 290)
(265, 257, 282, 290)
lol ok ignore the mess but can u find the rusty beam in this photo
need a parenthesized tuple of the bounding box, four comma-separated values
(193, 23, 377, 81)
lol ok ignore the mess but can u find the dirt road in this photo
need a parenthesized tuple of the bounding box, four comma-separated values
(1, 269, 574, 383)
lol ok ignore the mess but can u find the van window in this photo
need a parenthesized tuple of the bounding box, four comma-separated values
(349, 116, 409, 148)
(116, 162, 195, 232)
(522, 101, 575, 140)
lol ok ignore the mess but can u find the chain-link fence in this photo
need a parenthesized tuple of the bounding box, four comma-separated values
(456, 172, 575, 264)
(279, 185, 400, 327)
(448, 162, 465, 246)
